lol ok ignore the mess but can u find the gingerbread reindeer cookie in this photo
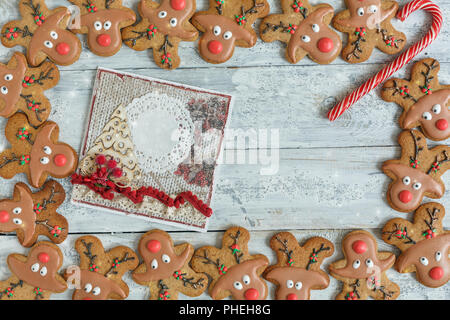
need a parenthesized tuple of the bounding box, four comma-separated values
(0, 180, 68, 247)
(132, 230, 207, 300)
(68, 0, 136, 57)
(122, 0, 198, 69)
(382, 58, 450, 141)
(1, 0, 82, 66)
(192, 0, 270, 64)
(65, 236, 138, 300)
(264, 232, 334, 300)
(0, 241, 67, 300)
(191, 226, 269, 300)
(0, 52, 59, 127)
(382, 202, 450, 288)
(382, 129, 450, 213)
(0, 113, 78, 188)
(333, 0, 406, 63)
(329, 230, 399, 300)
(260, 0, 341, 64)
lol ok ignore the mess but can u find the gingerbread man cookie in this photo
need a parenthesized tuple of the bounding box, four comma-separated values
(192, 0, 270, 64)
(68, 0, 136, 57)
(0, 180, 68, 247)
(382, 129, 450, 213)
(122, 0, 198, 69)
(264, 232, 334, 300)
(132, 229, 207, 300)
(0, 52, 59, 127)
(382, 58, 450, 141)
(333, 0, 406, 63)
(329, 230, 399, 300)
(382, 202, 450, 288)
(191, 226, 269, 300)
(260, 0, 342, 64)
(0, 241, 67, 300)
(1, 0, 82, 66)
(0, 113, 78, 188)
(65, 235, 138, 300)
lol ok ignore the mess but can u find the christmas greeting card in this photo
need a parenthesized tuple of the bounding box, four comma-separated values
(71, 68, 233, 231)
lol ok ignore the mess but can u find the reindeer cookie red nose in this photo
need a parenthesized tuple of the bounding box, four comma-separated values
(0, 211, 10, 223)
(56, 43, 70, 55)
(286, 293, 298, 300)
(208, 40, 223, 54)
(83, 297, 92, 300)
(244, 288, 259, 300)
(398, 190, 412, 203)
(352, 240, 367, 254)
(171, 0, 186, 10)
(97, 34, 112, 47)
(146, 239, 161, 253)
(38, 252, 50, 263)
(54, 154, 67, 167)
(429, 266, 444, 280)
(317, 37, 333, 53)
(435, 119, 448, 131)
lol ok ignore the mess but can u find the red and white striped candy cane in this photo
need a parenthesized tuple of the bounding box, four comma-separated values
(327, 0, 443, 122)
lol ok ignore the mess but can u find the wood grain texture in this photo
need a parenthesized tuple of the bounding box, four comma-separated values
(0, 0, 448, 299)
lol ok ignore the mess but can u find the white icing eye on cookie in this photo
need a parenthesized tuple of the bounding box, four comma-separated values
(365, 258, 374, 268)
(352, 259, 361, 269)
(4, 74, 13, 81)
(158, 11, 167, 18)
(104, 21, 112, 30)
(13, 218, 22, 225)
(31, 263, 40, 272)
(84, 283, 93, 293)
(402, 176, 411, 185)
(169, 18, 177, 27)
(44, 40, 53, 49)
(40, 266, 48, 276)
(357, 8, 365, 16)
(43, 146, 52, 155)
(432, 104, 441, 114)
(162, 254, 171, 263)
(286, 280, 294, 288)
(368, 5, 378, 13)
(295, 281, 302, 290)
(301, 35, 311, 43)
(420, 257, 429, 266)
(92, 287, 101, 295)
(223, 31, 232, 40)
(213, 25, 221, 36)
(94, 21, 102, 31)
(40, 157, 50, 165)
(0, 86, 7, 95)
(151, 258, 158, 269)
(50, 31, 58, 40)
(435, 251, 442, 261)
(242, 274, 251, 285)
(312, 24, 320, 32)
(13, 207, 22, 214)
(422, 111, 432, 120)
(412, 182, 422, 190)
(233, 281, 243, 290)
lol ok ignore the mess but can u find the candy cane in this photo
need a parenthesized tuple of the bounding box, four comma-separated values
(327, 0, 443, 122)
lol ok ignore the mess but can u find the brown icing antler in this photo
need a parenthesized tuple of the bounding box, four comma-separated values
(329, 230, 399, 300)
(264, 232, 334, 300)
(333, 0, 405, 64)
(191, 226, 268, 300)
(1, 0, 82, 66)
(260, 1, 341, 65)
(122, 0, 198, 69)
(382, 129, 450, 213)
(382, 202, 450, 288)
(132, 229, 207, 300)
(65, 236, 138, 300)
(0, 241, 67, 300)
(0, 113, 78, 188)
(382, 58, 450, 141)
(0, 52, 59, 127)
(192, 0, 269, 64)
(68, 0, 135, 57)
(0, 180, 67, 247)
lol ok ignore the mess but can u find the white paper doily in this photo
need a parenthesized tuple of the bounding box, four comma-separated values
(126, 92, 194, 174)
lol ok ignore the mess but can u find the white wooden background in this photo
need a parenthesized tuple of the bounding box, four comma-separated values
(0, 0, 448, 300)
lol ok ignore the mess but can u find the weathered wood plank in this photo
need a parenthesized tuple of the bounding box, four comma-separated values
(0, 229, 446, 300)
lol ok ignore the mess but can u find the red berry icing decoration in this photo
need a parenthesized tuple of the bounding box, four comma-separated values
(0, 211, 10, 223)
(161, 53, 172, 65)
(5, 28, 19, 40)
(351, 240, 367, 254)
(354, 27, 366, 36)
(17, 128, 30, 141)
(422, 85, 432, 95)
(147, 25, 157, 39)
(19, 155, 31, 166)
(398, 190, 412, 203)
(107, 159, 117, 169)
(422, 228, 436, 239)
(170, 0, 186, 10)
(345, 291, 358, 300)
(399, 86, 410, 96)
(292, 0, 304, 12)
(38, 252, 50, 263)
(53, 154, 67, 167)
(147, 239, 161, 253)
(51, 226, 62, 237)
(409, 159, 420, 168)
(235, 14, 246, 25)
